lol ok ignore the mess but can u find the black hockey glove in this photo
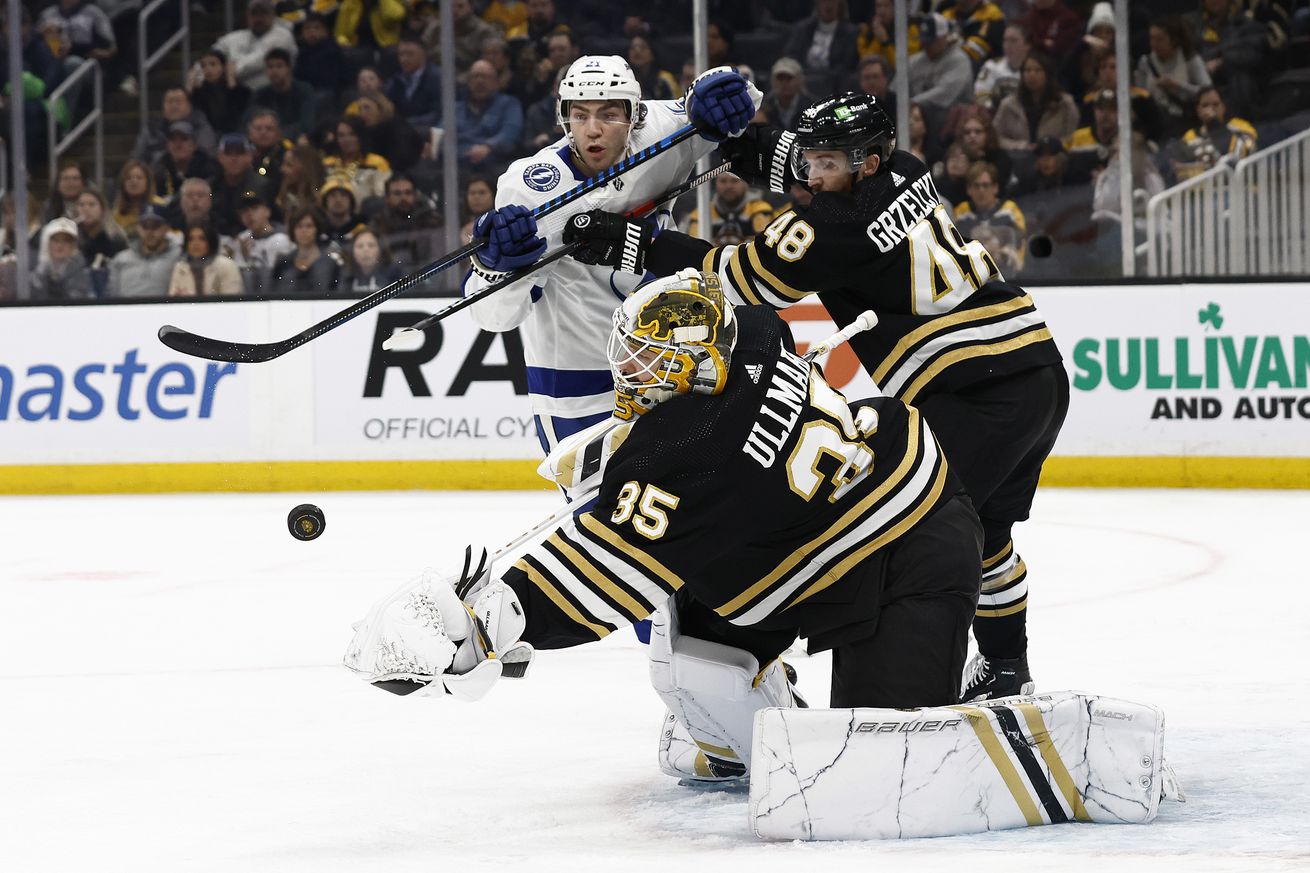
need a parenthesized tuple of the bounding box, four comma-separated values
(718, 123, 797, 194)
(562, 210, 653, 274)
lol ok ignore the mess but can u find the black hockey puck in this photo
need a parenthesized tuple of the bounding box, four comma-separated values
(1029, 235, 1054, 259)
(288, 503, 326, 541)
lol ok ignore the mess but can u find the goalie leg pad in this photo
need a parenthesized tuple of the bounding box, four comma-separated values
(649, 604, 798, 779)
(749, 691, 1181, 841)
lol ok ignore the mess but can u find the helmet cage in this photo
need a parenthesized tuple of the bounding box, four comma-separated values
(608, 270, 736, 415)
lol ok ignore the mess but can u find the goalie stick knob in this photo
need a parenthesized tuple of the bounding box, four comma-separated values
(288, 503, 326, 541)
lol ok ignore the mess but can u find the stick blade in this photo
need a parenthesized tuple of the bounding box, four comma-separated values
(157, 324, 286, 363)
(382, 327, 426, 352)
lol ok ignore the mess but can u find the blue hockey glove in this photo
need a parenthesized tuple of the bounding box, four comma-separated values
(472, 205, 548, 279)
(687, 66, 755, 142)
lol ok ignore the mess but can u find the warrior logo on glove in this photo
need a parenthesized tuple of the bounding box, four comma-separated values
(563, 209, 653, 274)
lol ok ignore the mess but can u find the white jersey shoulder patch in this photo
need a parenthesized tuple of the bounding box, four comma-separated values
(522, 161, 563, 193)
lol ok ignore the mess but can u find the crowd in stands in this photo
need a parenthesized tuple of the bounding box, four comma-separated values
(2, 0, 1308, 301)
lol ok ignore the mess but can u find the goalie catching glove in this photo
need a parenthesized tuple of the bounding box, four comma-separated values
(562, 210, 653, 273)
(343, 546, 533, 702)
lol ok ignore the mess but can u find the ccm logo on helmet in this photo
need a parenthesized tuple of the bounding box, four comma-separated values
(524, 163, 561, 192)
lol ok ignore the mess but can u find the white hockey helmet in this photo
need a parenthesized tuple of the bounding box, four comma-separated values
(556, 55, 644, 157)
(608, 268, 737, 419)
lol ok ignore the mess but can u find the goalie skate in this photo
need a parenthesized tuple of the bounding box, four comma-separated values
(961, 652, 1035, 702)
(656, 663, 807, 785)
(657, 709, 748, 785)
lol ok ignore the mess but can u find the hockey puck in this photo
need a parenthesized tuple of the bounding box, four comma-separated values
(288, 503, 326, 541)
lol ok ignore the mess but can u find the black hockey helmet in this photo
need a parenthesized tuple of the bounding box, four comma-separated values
(790, 92, 896, 180)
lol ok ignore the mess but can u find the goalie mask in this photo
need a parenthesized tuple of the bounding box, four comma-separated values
(608, 269, 737, 419)
(791, 92, 896, 182)
(557, 55, 644, 160)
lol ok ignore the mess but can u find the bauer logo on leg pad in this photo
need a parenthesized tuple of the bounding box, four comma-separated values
(853, 718, 964, 733)
(750, 691, 1177, 841)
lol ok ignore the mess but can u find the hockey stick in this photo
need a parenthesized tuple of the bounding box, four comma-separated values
(802, 310, 878, 362)
(157, 124, 705, 364)
(382, 159, 736, 351)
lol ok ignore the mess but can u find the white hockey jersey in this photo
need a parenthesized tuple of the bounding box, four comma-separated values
(462, 96, 755, 451)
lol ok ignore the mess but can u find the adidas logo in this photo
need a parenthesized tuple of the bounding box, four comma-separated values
(892, 172, 906, 187)
(745, 364, 763, 383)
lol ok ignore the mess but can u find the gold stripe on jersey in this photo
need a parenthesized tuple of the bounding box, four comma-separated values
(701, 246, 719, 276)
(514, 557, 612, 640)
(871, 295, 1037, 385)
(715, 409, 936, 624)
(983, 540, 1013, 570)
(725, 246, 762, 306)
(710, 245, 765, 306)
(1014, 703, 1093, 823)
(900, 327, 1053, 404)
(578, 512, 687, 592)
(535, 520, 680, 627)
(743, 243, 812, 303)
(787, 458, 949, 609)
(953, 706, 1045, 826)
(565, 519, 684, 612)
(545, 532, 652, 623)
(976, 599, 1027, 618)
(981, 556, 1027, 593)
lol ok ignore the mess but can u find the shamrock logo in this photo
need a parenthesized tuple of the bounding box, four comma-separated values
(1198, 303, 1223, 329)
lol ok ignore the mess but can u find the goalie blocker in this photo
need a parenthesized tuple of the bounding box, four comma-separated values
(749, 690, 1183, 841)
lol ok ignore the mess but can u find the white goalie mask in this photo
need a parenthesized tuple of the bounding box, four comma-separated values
(608, 268, 737, 420)
(556, 55, 644, 159)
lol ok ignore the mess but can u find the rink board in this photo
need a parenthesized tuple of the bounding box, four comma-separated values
(1, 282, 1307, 492)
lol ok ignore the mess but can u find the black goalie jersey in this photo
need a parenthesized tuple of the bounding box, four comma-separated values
(648, 150, 1063, 404)
(499, 306, 962, 650)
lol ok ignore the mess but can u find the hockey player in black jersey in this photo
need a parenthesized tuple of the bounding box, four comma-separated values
(562, 93, 1069, 702)
(345, 269, 983, 775)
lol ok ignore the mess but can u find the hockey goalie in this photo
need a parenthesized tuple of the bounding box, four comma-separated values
(343, 269, 1181, 839)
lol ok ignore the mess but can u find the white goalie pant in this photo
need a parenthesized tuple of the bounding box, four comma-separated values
(648, 602, 798, 780)
(749, 690, 1184, 840)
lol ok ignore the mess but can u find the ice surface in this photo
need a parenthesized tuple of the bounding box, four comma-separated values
(3, 489, 1308, 872)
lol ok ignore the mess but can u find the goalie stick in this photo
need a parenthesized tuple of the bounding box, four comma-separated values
(381, 160, 737, 351)
(156, 123, 704, 364)
(803, 310, 877, 362)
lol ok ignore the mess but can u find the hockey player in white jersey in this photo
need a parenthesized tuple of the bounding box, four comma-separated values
(462, 55, 761, 455)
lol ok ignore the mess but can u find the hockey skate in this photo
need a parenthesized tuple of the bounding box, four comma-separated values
(960, 652, 1034, 702)
(657, 709, 749, 786)
(656, 662, 807, 787)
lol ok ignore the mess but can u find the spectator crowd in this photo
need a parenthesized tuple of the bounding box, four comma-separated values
(3, 0, 1307, 300)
